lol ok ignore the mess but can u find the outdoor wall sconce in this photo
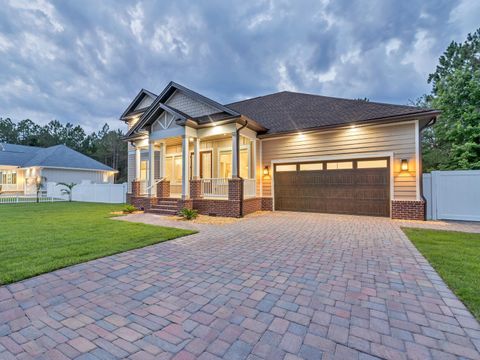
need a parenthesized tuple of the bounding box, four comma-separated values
(263, 166, 270, 176)
(401, 159, 409, 172)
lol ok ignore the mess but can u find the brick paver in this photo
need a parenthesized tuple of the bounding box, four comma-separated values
(1, 212, 479, 359)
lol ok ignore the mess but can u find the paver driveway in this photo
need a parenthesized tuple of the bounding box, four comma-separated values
(1, 212, 479, 360)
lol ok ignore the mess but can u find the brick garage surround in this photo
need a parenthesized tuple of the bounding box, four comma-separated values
(391, 200, 425, 220)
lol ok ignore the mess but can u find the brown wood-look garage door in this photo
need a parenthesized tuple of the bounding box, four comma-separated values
(274, 158, 390, 217)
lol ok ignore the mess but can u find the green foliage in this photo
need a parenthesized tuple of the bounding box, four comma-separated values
(0, 202, 195, 284)
(56, 182, 77, 202)
(179, 207, 198, 220)
(422, 28, 480, 171)
(0, 119, 127, 182)
(404, 228, 480, 321)
(122, 204, 138, 213)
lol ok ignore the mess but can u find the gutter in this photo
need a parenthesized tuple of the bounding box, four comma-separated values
(236, 119, 248, 217)
(419, 116, 438, 205)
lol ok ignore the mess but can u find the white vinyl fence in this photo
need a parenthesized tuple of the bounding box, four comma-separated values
(423, 170, 480, 221)
(0, 195, 65, 204)
(47, 181, 127, 204)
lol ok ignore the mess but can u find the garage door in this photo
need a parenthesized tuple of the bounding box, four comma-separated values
(274, 158, 390, 217)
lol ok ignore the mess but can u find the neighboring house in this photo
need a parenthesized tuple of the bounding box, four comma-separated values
(122, 81, 439, 220)
(0, 143, 117, 195)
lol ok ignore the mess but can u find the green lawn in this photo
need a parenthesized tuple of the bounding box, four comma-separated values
(0, 202, 195, 285)
(403, 228, 480, 321)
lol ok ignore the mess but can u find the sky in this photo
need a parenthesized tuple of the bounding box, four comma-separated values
(0, 0, 478, 132)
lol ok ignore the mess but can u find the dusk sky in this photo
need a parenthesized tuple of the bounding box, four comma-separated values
(0, 0, 478, 132)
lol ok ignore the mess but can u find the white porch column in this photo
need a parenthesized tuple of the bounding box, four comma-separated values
(181, 135, 190, 199)
(148, 141, 155, 197)
(160, 142, 166, 179)
(231, 132, 239, 178)
(193, 137, 200, 179)
(135, 146, 141, 180)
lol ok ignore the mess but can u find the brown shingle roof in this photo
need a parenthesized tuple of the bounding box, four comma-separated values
(226, 91, 437, 135)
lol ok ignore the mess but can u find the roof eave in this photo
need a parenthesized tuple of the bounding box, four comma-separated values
(257, 110, 440, 139)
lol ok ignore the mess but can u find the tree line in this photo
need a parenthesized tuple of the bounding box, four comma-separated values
(0, 119, 127, 183)
(420, 28, 480, 171)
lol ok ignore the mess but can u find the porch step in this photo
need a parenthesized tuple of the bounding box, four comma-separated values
(146, 208, 178, 215)
(146, 199, 180, 216)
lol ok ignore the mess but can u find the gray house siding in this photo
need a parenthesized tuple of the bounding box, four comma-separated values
(41, 168, 114, 185)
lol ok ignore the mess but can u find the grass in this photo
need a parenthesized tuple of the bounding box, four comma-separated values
(0, 202, 195, 285)
(403, 227, 480, 321)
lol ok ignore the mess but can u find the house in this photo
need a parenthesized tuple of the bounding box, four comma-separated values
(0, 143, 117, 195)
(122, 81, 439, 220)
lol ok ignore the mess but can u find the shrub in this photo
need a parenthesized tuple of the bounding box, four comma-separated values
(123, 204, 138, 214)
(179, 207, 198, 220)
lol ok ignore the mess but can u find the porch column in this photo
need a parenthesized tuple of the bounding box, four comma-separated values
(160, 142, 166, 179)
(135, 146, 141, 181)
(231, 132, 239, 178)
(148, 141, 155, 197)
(181, 135, 189, 199)
(193, 137, 200, 179)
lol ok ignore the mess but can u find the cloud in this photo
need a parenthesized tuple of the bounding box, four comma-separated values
(0, 0, 473, 131)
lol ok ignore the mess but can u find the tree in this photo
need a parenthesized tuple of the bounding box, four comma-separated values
(56, 182, 77, 202)
(34, 176, 47, 203)
(422, 28, 480, 171)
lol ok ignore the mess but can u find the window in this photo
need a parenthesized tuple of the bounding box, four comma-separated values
(165, 155, 183, 183)
(201, 151, 212, 178)
(276, 164, 297, 172)
(0, 171, 17, 184)
(219, 148, 249, 178)
(326, 161, 353, 170)
(300, 163, 323, 171)
(357, 160, 388, 169)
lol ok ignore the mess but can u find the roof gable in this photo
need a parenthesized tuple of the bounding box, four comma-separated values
(120, 88, 157, 120)
(126, 81, 239, 137)
(0, 143, 115, 171)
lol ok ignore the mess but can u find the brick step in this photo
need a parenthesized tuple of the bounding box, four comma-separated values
(156, 200, 179, 205)
(152, 203, 178, 209)
(146, 208, 178, 215)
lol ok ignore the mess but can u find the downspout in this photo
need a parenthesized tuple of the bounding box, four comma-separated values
(419, 116, 437, 204)
(236, 119, 248, 217)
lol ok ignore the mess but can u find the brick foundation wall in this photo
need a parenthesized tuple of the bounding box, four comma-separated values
(261, 198, 273, 211)
(391, 200, 425, 220)
(128, 196, 157, 211)
(243, 198, 262, 215)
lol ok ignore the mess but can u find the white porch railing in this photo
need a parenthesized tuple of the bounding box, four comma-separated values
(243, 179, 256, 198)
(201, 178, 229, 198)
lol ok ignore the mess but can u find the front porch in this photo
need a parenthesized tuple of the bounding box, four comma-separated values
(127, 131, 271, 217)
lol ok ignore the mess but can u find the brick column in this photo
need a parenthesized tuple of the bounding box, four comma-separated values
(132, 180, 140, 197)
(156, 180, 170, 199)
(190, 179, 202, 199)
(228, 178, 243, 201)
(228, 178, 243, 218)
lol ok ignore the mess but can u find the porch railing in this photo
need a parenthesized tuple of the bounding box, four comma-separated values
(201, 178, 229, 198)
(243, 179, 256, 198)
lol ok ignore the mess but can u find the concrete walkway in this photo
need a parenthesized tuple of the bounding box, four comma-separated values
(0, 212, 479, 359)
